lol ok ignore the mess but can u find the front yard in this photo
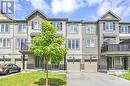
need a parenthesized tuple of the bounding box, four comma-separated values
(118, 73, 130, 80)
(0, 72, 66, 86)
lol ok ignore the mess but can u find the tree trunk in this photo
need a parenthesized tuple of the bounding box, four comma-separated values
(45, 63, 48, 86)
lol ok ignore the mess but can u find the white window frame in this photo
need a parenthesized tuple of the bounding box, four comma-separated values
(0, 23, 9, 32)
(105, 22, 114, 31)
(68, 24, 78, 33)
(16, 38, 27, 49)
(86, 39, 95, 47)
(68, 39, 79, 49)
(86, 24, 95, 34)
(32, 21, 41, 30)
(120, 25, 129, 33)
(18, 23, 27, 32)
(0, 38, 11, 48)
(51, 22, 62, 31)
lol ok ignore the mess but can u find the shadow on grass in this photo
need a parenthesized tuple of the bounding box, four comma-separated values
(34, 78, 66, 86)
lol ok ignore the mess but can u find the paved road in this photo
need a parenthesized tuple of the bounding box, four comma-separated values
(67, 72, 130, 86)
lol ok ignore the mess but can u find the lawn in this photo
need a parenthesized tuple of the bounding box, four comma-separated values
(0, 72, 66, 86)
(118, 73, 130, 80)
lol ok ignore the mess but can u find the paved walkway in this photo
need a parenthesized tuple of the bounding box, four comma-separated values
(67, 72, 130, 86)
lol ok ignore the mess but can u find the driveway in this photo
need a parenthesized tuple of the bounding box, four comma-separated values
(67, 72, 130, 86)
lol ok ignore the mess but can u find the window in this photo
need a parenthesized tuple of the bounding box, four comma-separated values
(115, 57, 122, 65)
(85, 24, 95, 34)
(0, 23, 9, 32)
(0, 38, 11, 48)
(32, 21, 41, 30)
(104, 22, 114, 31)
(68, 39, 79, 49)
(68, 24, 78, 33)
(18, 24, 27, 32)
(86, 39, 95, 47)
(119, 25, 129, 33)
(16, 38, 27, 49)
(51, 22, 62, 31)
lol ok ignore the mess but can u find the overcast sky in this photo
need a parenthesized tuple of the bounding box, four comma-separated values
(3, 0, 130, 21)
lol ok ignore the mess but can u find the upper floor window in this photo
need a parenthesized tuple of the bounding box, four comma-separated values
(32, 21, 41, 30)
(0, 38, 11, 48)
(16, 38, 27, 49)
(68, 39, 79, 49)
(68, 24, 78, 33)
(119, 25, 129, 33)
(0, 23, 9, 32)
(85, 24, 95, 34)
(86, 39, 95, 47)
(18, 24, 27, 32)
(104, 22, 114, 31)
(51, 22, 62, 31)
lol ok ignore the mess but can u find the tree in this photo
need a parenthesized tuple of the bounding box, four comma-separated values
(29, 20, 66, 86)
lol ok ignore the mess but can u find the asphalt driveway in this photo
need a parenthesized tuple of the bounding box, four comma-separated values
(67, 72, 130, 86)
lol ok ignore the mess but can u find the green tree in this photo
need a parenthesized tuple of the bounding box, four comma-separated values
(29, 20, 66, 86)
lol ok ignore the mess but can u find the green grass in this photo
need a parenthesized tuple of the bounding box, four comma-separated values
(0, 72, 66, 86)
(118, 73, 130, 80)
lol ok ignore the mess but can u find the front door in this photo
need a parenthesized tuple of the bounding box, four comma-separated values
(123, 57, 128, 70)
(35, 57, 43, 68)
(107, 57, 114, 70)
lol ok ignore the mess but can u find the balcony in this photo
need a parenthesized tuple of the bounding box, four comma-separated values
(101, 43, 130, 55)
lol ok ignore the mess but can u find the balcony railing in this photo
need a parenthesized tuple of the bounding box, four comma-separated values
(101, 43, 130, 52)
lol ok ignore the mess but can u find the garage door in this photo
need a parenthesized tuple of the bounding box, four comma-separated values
(84, 60, 97, 72)
(67, 60, 81, 72)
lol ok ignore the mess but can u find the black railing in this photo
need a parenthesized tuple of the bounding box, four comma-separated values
(101, 43, 130, 52)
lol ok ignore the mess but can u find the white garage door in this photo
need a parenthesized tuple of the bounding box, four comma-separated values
(67, 60, 81, 72)
(84, 60, 97, 73)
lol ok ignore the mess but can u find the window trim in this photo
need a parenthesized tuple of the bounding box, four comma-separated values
(16, 38, 27, 49)
(86, 39, 96, 47)
(85, 24, 95, 34)
(32, 21, 41, 30)
(68, 39, 80, 50)
(51, 22, 63, 31)
(68, 24, 79, 34)
(17, 23, 27, 33)
(119, 25, 129, 33)
(104, 22, 114, 31)
(0, 23, 9, 33)
(0, 38, 11, 49)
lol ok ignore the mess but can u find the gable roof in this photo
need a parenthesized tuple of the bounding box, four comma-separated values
(0, 12, 13, 21)
(26, 9, 47, 21)
(98, 10, 121, 21)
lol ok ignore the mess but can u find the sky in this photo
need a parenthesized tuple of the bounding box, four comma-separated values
(1, 0, 130, 21)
